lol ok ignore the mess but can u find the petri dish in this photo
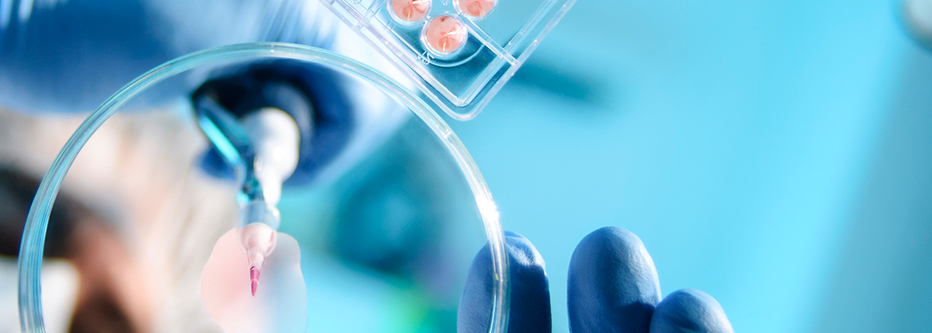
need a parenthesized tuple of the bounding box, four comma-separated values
(16, 43, 509, 333)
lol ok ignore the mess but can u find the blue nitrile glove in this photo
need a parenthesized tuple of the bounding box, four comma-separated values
(0, 0, 336, 114)
(2, 0, 406, 187)
(458, 232, 552, 333)
(192, 61, 354, 186)
(459, 227, 734, 333)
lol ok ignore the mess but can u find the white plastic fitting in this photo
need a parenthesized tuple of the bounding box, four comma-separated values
(241, 107, 301, 206)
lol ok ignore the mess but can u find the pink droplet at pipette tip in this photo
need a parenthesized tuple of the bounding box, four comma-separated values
(250, 266, 260, 296)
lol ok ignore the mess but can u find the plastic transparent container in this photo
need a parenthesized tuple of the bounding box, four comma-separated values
(322, 0, 577, 119)
(17, 43, 509, 332)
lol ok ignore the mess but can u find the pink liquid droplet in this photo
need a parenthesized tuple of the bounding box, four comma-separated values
(250, 266, 260, 296)
(424, 16, 467, 54)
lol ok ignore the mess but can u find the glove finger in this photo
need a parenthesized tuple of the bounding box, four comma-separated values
(458, 231, 552, 333)
(649, 289, 733, 333)
(568, 227, 661, 333)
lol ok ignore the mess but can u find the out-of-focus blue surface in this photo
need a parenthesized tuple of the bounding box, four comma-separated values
(3, 0, 929, 331)
(0, 0, 332, 114)
(450, 0, 932, 332)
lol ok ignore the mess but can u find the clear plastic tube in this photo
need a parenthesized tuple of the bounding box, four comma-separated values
(16, 42, 509, 333)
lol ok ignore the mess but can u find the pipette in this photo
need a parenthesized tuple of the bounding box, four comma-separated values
(195, 98, 301, 296)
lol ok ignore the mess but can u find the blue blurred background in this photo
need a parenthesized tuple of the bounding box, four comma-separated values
(449, 0, 932, 332)
(3, 0, 932, 332)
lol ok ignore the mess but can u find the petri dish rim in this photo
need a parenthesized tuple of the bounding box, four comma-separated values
(16, 42, 509, 333)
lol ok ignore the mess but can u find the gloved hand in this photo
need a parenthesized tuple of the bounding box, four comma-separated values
(458, 227, 734, 333)
(191, 62, 354, 186)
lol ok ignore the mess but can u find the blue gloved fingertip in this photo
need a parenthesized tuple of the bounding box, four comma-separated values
(568, 226, 661, 333)
(458, 230, 552, 333)
(649, 289, 733, 333)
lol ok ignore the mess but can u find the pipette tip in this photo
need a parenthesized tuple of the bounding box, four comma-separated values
(250, 266, 260, 296)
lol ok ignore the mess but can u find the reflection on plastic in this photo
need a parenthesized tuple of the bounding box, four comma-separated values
(201, 229, 307, 333)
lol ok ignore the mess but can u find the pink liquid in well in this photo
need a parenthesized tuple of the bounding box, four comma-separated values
(201, 229, 307, 333)
(458, 0, 496, 18)
(424, 16, 467, 54)
(391, 0, 431, 22)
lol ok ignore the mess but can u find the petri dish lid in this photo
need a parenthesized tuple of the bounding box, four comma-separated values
(16, 43, 509, 333)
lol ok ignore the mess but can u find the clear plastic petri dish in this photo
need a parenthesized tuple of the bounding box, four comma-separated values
(16, 42, 508, 333)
